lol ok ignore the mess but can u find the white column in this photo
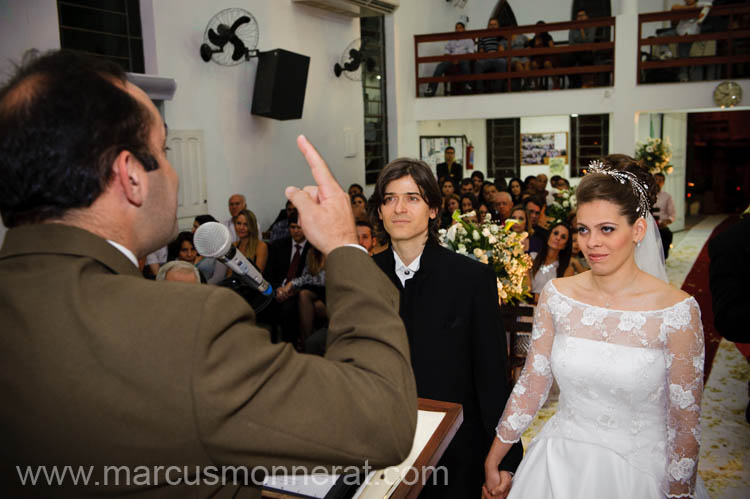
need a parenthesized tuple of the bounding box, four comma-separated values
(611, 3, 640, 156)
(662, 113, 687, 232)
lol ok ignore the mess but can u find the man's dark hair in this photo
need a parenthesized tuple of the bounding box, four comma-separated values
(0, 49, 159, 228)
(288, 212, 299, 225)
(470, 171, 485, 181)
(524, 194, 546, 210)
(455, 22, 465, 29)
(194, 214, 217, 226)
(445, 146, 455, 153)
(460, 178, 473, 188)
(367, 158, 442, 245)
(355, 220, 373, 231)
(550, 175, 562, 184)
(349, 183, 364, 193)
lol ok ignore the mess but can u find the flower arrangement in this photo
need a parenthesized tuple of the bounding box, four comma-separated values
(439, 211, 533, 304)
(635, 137, 673, 175)
(546, 186, 577, 223)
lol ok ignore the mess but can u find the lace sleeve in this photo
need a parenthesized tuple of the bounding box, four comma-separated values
(662, 298, 704, 499)
(496, 282, 556, 443)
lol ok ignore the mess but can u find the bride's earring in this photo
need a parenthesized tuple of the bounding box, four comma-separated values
(636, 240, 641, 248)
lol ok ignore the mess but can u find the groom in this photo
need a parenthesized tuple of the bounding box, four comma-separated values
(369, 159, 523, 498)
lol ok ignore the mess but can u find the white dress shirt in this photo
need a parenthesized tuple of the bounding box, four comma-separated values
(393, 249, 423, 288)
(653, 191, 676, 225)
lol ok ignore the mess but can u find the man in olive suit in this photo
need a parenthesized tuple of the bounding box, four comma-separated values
(0, 50, 417, 498)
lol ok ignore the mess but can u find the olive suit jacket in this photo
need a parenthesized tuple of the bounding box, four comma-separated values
(0, 223, 417, 498)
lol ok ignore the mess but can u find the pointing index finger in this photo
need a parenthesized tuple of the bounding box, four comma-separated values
(296, 135, 341, 198)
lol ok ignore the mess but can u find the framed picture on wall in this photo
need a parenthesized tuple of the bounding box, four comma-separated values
(520, 132, 568, 166)
(419, 136, 465, 171)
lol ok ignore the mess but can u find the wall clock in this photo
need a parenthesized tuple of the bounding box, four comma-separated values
(713, 81, 742, 108)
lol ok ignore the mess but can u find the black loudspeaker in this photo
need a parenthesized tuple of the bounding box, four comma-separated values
(251, 49, 310, 121)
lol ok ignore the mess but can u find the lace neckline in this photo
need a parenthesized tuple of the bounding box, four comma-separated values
(547, 281, 695, 314)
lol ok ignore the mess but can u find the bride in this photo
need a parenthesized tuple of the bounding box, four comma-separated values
(483, 155, 706, 499)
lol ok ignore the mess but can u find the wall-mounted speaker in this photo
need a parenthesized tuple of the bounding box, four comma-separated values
(251, 49, 310, 121)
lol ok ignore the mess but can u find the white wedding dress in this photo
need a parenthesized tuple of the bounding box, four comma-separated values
(498, 281, 708, 498)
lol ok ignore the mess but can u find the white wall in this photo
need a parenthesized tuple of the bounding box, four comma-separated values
(0, 0, 60, 246)
(148, 0, 364, 230)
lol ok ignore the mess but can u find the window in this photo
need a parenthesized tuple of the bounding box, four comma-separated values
(360, 16, 389, 185)
(57, 0, 145, 73)
(570, 114, 609, 176)
(486, 118, 521, 180)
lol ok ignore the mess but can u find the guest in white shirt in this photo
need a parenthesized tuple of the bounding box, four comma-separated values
(653, 172, 676, 258)
(425, 22, 475, 96)
(225, 194, 246, 242)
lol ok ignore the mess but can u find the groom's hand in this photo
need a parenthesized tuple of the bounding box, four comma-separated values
(482, 470, 512, 499)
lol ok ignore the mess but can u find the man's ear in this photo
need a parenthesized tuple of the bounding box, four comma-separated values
(113, 150, 145, 207)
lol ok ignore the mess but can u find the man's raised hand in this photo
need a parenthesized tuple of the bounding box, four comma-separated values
(285, 135, 358, 255)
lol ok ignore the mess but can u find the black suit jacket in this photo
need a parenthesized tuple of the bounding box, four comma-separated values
(436, 162, 463, 185)
(373, 243, 523, 498)
(708, 216, 750, 343)
(265, 237, 311, 288)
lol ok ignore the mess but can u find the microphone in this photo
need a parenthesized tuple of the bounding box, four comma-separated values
(194, 222, 273, 296)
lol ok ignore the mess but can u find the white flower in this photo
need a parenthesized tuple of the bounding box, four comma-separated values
(506, 413, 533, 431)
(562, 191, 569, 199)
(482, 227, 491, 237)
(668, 458, 695, 482)
(457, 244, 467, 254)
(532, 354, 550, 375)
(472, 230, 480, 240)
(562, 200, 570, 208)
(473, 248, 483, 258)
(445, 223, 458, 242)
(488, 235, 497, 244)
(646, 146, 654, 153)
(669, 384, 695, 410)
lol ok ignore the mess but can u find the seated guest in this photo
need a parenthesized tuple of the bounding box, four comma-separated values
(494, 191, 513, 223)
(471, 171, 485, 197)
(530, 221, 574, 301)
(508, 177, 524, 205)
(536, 173, 550, 199)
(529, 22, 557, 89)
(477, 201, 490, 223)
(348, 183, 364, 197)
(523, 175, 538, 195)
(569, 230, 590, 274)
(145, 245, 167, 279)
(460, 193, 479, 220)
(225, 193, 246, 242)
(441, 193, 461, 228)
(156, 260, 202, 283)
(460, 178, 475, 195)
(557, 177, 571, 189)
(351, 192, 368, 222)
(474, 18, 508, 93)
(192, 214, 228, 284)
(525, 195, 548, 250)
(510, 205, 532, 253)
(479, 181, 498, 207)
(653, 172, 675, 259)
(509, 32, 530, 73)
(356, 220, 375, 255)
(441, 178, 456, 200)
(276, 247, 327, 351)
(549, 175, 563, 190)
(565, 9, 596, 88)
(168, 231, 198, 264)
(425, 22, 475, 96)
(233, 208, 268, 272)
(267, 200, 296, 243)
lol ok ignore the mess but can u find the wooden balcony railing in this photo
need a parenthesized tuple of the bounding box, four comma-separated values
(638, 4, 750, 84)
(414, 17, 615, 97)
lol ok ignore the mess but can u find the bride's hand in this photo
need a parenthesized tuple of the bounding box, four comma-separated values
(482, 470, 512, 498)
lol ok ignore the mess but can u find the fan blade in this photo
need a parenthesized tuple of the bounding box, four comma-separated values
(230, 36, 248, 61)
(208, 28, 229, 48)
(229, 16, 251, 34)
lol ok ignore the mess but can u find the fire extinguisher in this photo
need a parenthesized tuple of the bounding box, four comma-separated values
(466, 142, 474, 170)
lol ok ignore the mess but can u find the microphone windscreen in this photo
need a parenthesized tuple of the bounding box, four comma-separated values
(194, 222, 233, 258)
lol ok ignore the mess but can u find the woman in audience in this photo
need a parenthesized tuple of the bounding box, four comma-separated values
(276, 247, 327, 351)
(508, 177, 524, 205)
(477, 201, 490, 223)
(233, 209, 268, 272)
(441, 178, 456, 202)
(509, 205, 532, 253)
(569, 230, 590, 274)
(351, 193, 368, 222)
(441, 193, 461, 227)
(460, 193, 479, 222)
(530, 220, 574, 301)
(168, 231, 198, 264)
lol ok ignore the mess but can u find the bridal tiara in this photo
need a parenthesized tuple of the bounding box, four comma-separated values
(586, 160, 650, 218)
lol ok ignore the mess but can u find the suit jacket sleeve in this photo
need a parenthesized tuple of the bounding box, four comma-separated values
(192, 246, 418, 471)
(472, 265, 524, 472)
